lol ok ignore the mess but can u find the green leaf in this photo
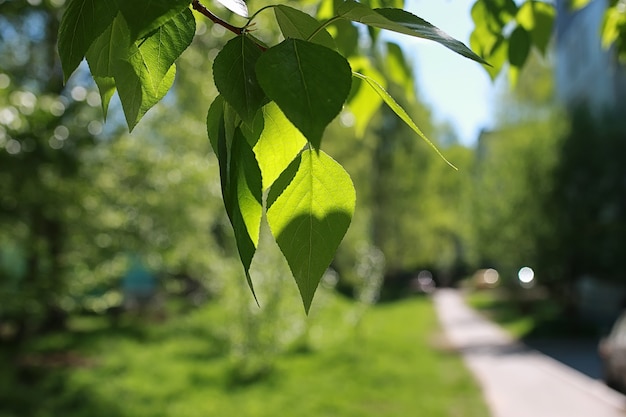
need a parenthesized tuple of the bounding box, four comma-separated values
(507, 25, 531, 69)
(516, 1, 555, 55)
(470, 27, 507, 79)
(206, 97, 262, 298)
(337, 1, 487, 65)
(112, 9, 194, 130)
(274, 5, 336, 49)
(86, 14, 131, 78)
(58, 0, 119, 80)
(255, 39, 352, 149)
(241, 102, 307, 190)
(347, 57, 384, 138)
(86, 14, 131, 117)
(213, 36, 267, 125)
(207, 95, 225, 156)
(93, 76, 116, 118)
(136, 8, 195, 92)
(471, 0, 518, 33)
(267, 150, 355, 313)
(119, 0, 192, 41)
(215, 0, 248, 17)
(353, 71, 457, 170)
(113, 54, 176, 130)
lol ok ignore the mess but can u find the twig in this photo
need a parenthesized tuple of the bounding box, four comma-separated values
(192, 0, 244, 35)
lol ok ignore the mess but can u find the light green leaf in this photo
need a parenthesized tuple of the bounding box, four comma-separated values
(135, 8, 195, 93)
(347, 57, 384, 138)
(255, 39, 352, 149)
(471, 0, 518, 33)
(213, 36, 267, 125)
(353, 71, 457, 170)
(58, 0, 119, 80)
(274, 5, 336, 49)
(516, 1, 555, 55)
(267, 149, 355, 313)
(112, 10, 194, 130)
(113, 54, 176, 130)
(93, 76, 116, 118)
(119, 0, 192, 41)
(337, 1, 487, 64)
(215, 0, 248, 17)
(241, 102, 307, 190)
(470, 27, 507, 80)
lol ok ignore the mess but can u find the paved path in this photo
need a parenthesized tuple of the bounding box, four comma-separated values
(433, 289, 626, 417)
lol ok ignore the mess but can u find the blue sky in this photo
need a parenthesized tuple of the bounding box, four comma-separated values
(387, 0, 500, 146)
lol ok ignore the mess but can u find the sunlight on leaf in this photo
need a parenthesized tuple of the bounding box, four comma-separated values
(267, 150, 355, 313)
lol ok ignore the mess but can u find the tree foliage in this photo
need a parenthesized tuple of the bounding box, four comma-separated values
(55, 0, 492, 311)
(53, 0, 626, 311)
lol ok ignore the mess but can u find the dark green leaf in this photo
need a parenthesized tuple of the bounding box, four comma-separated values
(119, 0, 191, 41)
(337, 1, 487, 64)
(86, 14, 131, 78)
(58, 0, 119, 80)
(255, 39, 352, 149)
(206, 97, 262, 298)
(274, 5, 336, 49)
(267, 150, 355, 313)
(213, 36, 267, 125)
(508, 26, 531, 68)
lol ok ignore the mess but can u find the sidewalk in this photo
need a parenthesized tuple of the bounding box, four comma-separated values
(433, 289, 626, 417)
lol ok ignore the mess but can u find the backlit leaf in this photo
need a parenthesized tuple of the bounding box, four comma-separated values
(113, 9, 194, 130)
(516, 1, 555, 55)
(242, 102, 307, 190)
(255, 39, 352, 149)
(337, 1, 487, 64)
(353, 71, 457, 169)
(267, 150, 355, 313)
(274, 5, 336, 49)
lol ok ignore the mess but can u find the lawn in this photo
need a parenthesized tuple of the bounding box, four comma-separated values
(1, 295, 488, 417)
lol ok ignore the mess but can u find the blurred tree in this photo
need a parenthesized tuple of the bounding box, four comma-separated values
(0, 0, 105, 338)
(471, 51, 565, 285)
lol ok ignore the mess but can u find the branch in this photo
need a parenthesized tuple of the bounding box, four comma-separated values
(192, 0, 244, 35)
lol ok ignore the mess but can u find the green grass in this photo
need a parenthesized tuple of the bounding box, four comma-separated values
(1, 296, 488, 417)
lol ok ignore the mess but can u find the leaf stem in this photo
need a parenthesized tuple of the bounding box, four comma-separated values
(192, 0, 267, 50)
(307, 16, 342, 41)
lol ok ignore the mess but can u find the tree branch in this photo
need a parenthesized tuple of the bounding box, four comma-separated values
(191, 0, 244, 35)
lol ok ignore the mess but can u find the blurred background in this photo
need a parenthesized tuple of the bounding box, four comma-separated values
(1, 0, 626, 416)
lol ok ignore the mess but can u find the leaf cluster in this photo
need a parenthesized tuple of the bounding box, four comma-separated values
(57, 0, 485, 311)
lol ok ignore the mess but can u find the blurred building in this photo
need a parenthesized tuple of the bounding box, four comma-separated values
(554, 0, 626, 114)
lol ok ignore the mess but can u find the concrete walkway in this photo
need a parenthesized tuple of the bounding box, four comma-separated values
(433, 289, 626, 417)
